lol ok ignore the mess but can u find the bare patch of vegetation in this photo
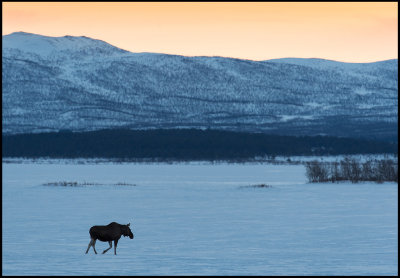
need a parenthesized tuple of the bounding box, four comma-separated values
(43, 181, 80, 187)
(43, 181, 136, 187)
(239, 184, 273, 189)
(115, 182, 137, 186)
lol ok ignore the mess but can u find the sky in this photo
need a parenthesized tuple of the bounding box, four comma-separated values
(2, 2, 398, 62)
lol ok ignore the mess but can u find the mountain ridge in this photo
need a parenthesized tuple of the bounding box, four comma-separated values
(2, 32, 398, 141)
(4, 31, 396, 64)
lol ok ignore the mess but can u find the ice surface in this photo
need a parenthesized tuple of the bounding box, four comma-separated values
(2, 162, 398, 275)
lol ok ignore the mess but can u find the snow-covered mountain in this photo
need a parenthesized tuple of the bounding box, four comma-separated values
(3, 31, 128, 58)
(2, 32, 398, 141)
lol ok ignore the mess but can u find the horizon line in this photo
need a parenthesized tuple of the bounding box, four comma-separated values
(3, 31, 398, 64)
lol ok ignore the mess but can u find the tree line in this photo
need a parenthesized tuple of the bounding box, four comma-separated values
(305, 157, 398, 183)
(2, 128, 398, 160)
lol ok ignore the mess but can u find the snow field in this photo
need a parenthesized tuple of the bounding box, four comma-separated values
(2, 162, 397, 275)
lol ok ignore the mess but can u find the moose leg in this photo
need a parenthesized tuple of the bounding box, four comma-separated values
(86, 238, 94, 254)
(114, 239, 119, 255)
(102, 241, 112, 254)
(92, 239, 98, 254)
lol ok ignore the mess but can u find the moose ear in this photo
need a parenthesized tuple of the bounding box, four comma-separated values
(127, 223, 130, 226)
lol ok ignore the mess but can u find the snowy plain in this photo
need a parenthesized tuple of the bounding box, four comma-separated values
(2, 161, 398, 275)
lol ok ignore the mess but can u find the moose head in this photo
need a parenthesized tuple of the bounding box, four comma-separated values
(122, 223, 134, 239)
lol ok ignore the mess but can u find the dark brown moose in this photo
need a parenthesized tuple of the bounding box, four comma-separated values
(85, 222, 134, 255)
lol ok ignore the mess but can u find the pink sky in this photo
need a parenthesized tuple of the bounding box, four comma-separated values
(2, 2, 398, 62)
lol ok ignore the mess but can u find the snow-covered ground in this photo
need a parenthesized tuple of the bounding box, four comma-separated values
(2, 162, 398, 275)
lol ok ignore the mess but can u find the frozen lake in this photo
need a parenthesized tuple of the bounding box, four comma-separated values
(2, 162, 398, 275)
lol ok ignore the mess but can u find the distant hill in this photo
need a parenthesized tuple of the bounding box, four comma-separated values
(2, 32, 398, 141)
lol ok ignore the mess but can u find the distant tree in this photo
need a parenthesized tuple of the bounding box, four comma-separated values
(305, 160, 329, 183)
(340, 157, 352, 181)
(376, 159, 397, 182)
(350, 159, 362, 183)
(361, 160, 373, 181)
(330, 161, 340, 183)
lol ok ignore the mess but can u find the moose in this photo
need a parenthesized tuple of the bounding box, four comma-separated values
(85, 222, 134, 255)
